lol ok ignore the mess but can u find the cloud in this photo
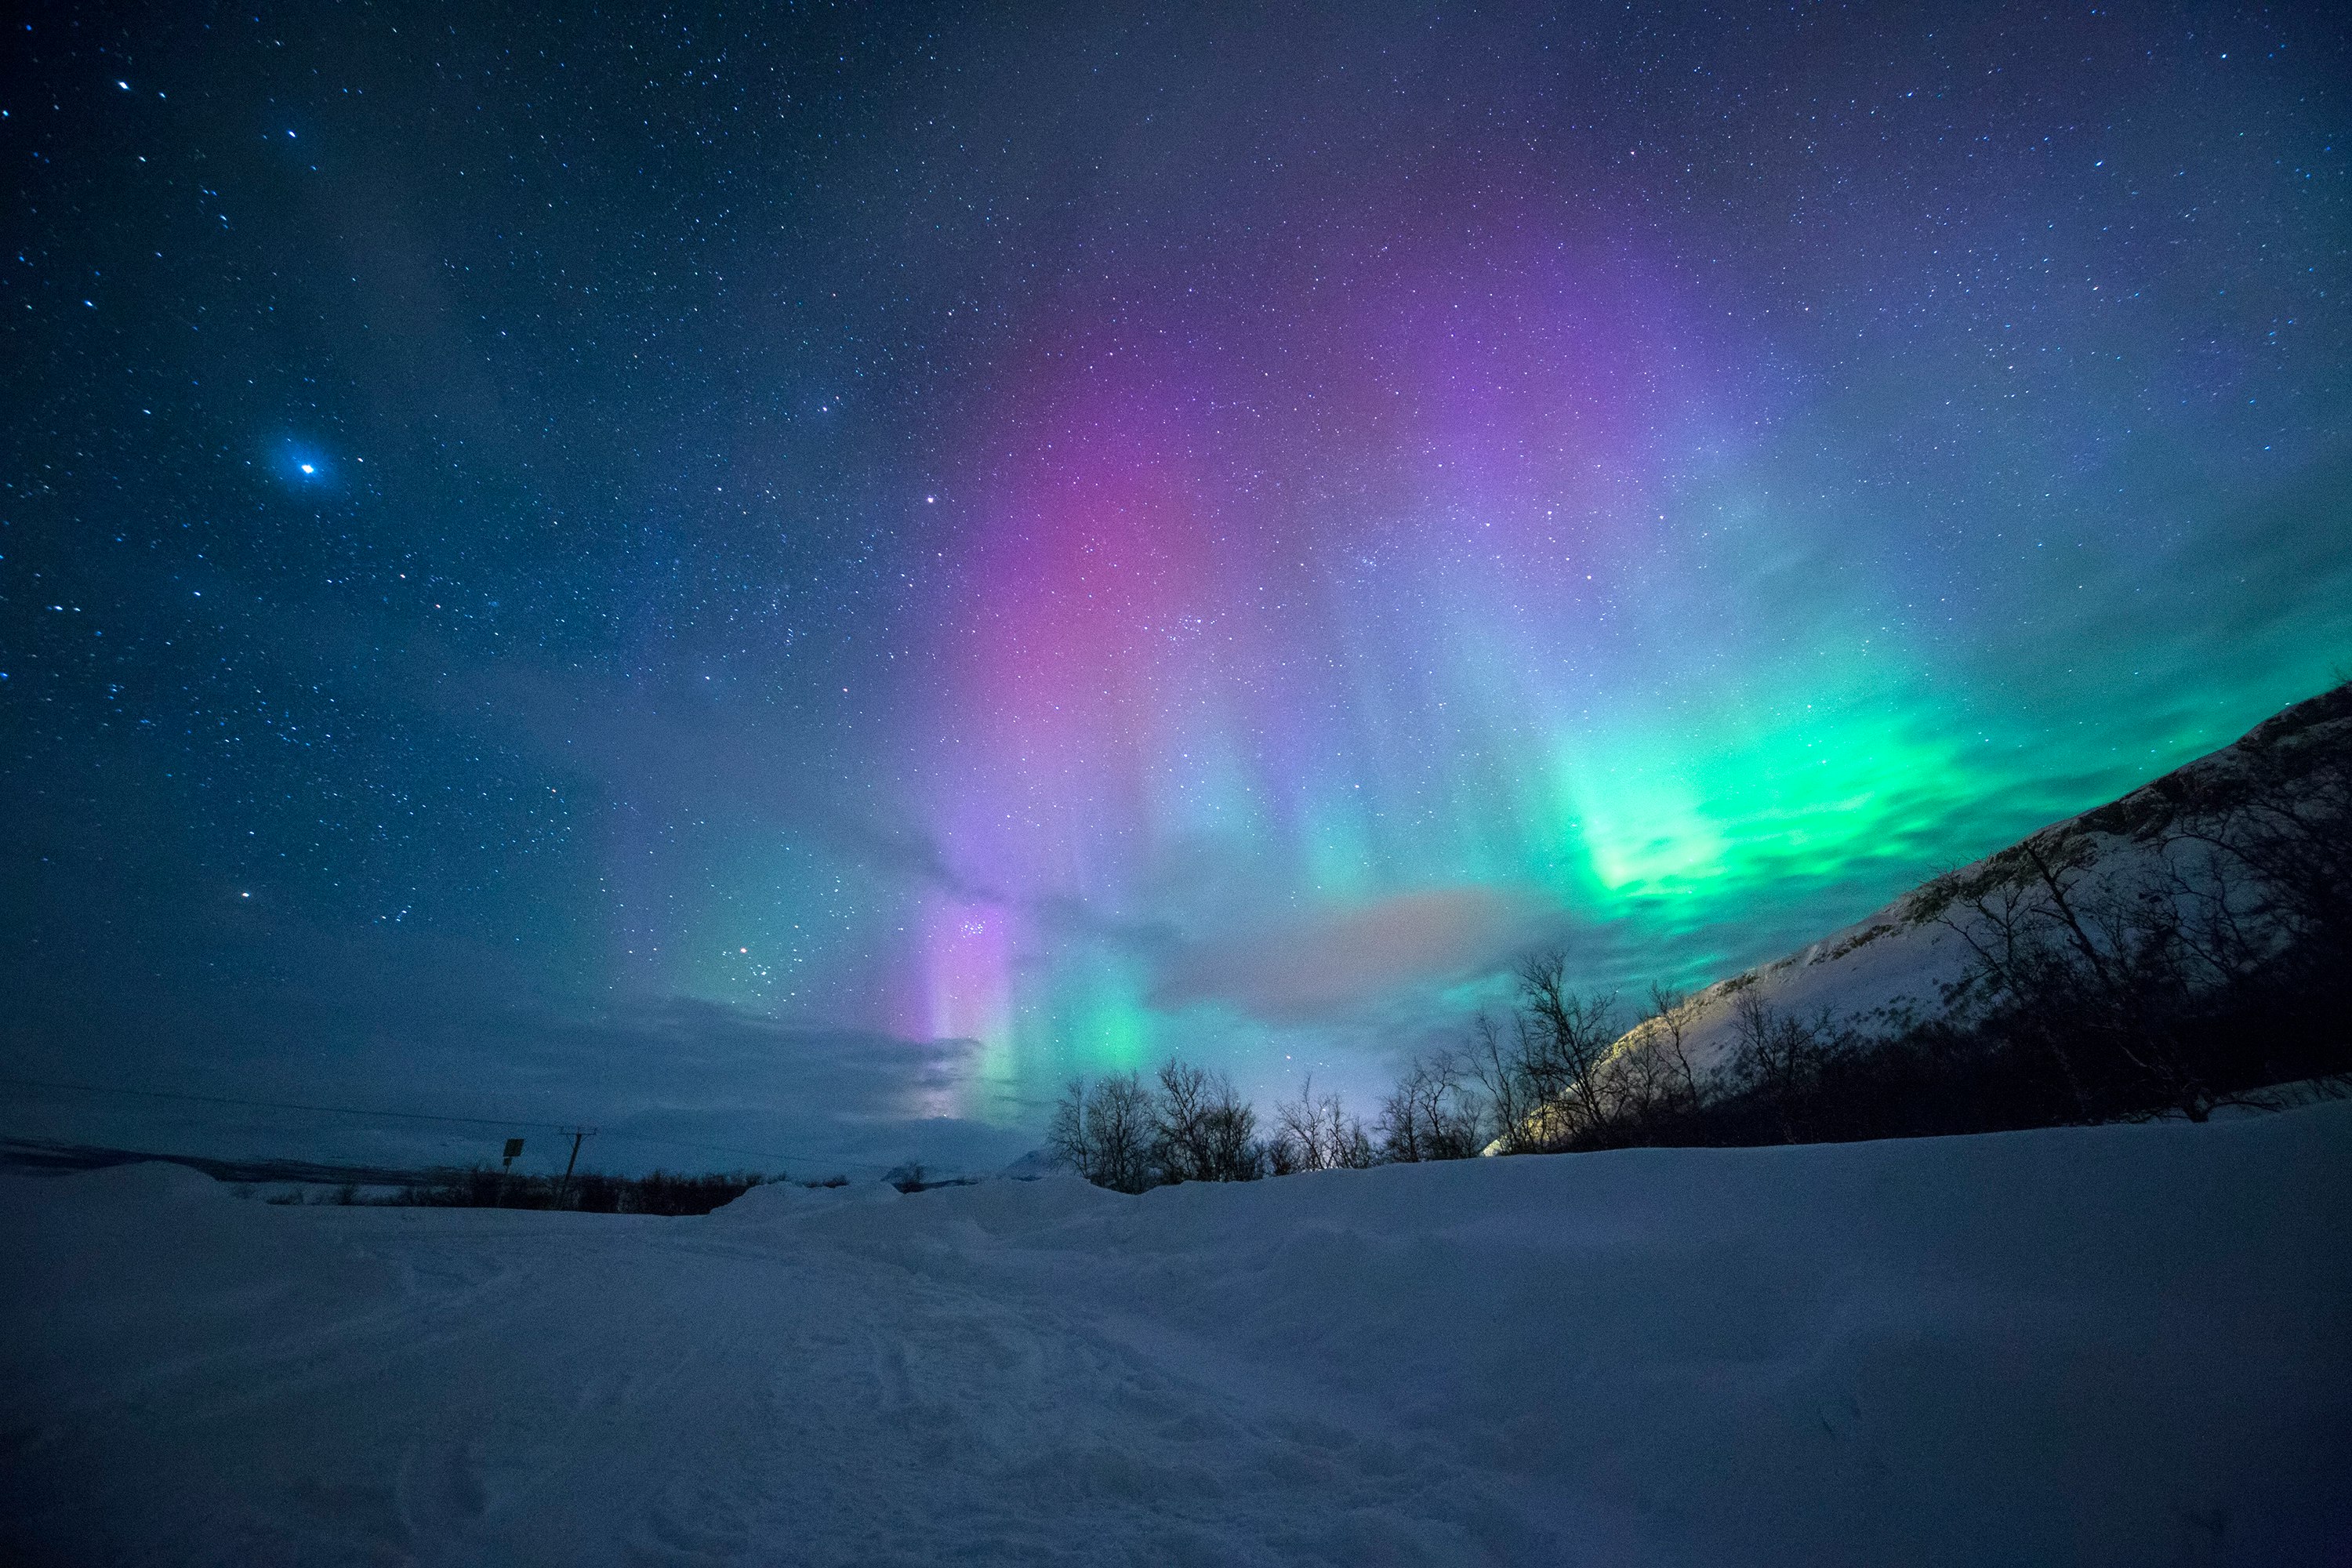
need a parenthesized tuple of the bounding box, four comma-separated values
(1149, 884, 1552, 1024)
(463, 662, 1000, 901)
(0, 890, 1034, 1178)
(401, 996, 1029, 1176)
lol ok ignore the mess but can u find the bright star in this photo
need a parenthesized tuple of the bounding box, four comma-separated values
(299, 463, 315, 474)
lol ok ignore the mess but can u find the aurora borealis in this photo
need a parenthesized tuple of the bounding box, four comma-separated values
(5, 2, 2350, 1171)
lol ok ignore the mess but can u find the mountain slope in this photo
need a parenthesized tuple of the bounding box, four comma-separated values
(1626, 682, 2352, 1076)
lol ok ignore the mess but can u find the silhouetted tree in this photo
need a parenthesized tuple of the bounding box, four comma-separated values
(1725, 991, 1842, 1142)
(1152, 1060, 1265, 1181)
(1580, 983, 1705, 1140)
(1465, 1011, 1540, 1154)
(1376, 1051, 1484, 1162)
(1272, 1077, 1374, 1172)
(1048, 1071, 1160, 1192)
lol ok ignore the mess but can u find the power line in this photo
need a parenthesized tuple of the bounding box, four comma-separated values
(0, 1073, 893, 1173)
(0, 1073, 579, 1131)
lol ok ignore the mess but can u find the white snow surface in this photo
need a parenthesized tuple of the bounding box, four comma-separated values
(5, 1106, 2349, 1566)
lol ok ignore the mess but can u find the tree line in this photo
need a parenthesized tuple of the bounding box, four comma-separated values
(1047, 684, 2352, 1191)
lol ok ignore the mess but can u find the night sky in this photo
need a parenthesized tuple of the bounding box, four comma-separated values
(5, 2, 2349, 1176)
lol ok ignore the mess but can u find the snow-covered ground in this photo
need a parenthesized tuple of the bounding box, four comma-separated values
(5, 1105, 2348, 1566)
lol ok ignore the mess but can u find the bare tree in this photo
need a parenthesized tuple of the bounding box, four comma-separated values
(1377, 1051, 1484, 1162)
(1272, 1078, 1322, 1172)
(1152, 1059, 1216, 1184)
(1272, 1076, 1373, 1172)
(1200, 1091, 1265, 1181)
(1094, 1073, 1162, 1192)
(1508, 952, 1621, 1147)
(1589, 983, 1704, 1134)
(1940, 874, 2085, 1108)
(1726, 991, 1842, 1142)
(1938, 833, 2225, 1120)
(1045, 1078, 1094, 1177)
(1641, 982, 1703, 1110)
(2180, 720, 2352, 994)
(1152, 1059, 1263, 1181)
(1466, 1011, 1540, 1154)
(1049, 1072, 1162, 1192)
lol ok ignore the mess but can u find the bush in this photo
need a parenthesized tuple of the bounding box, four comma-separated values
(387, 1166, 770, 1215)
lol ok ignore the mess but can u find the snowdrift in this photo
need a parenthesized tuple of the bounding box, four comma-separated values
(4, 1105, 2348, 1565)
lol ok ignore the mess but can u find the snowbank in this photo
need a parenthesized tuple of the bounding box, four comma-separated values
(4, 1106, 2347, 1565)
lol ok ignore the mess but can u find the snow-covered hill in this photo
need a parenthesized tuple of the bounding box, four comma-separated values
(1624, 683, 2352, 1075)
(5, 1104, 2348, 1565)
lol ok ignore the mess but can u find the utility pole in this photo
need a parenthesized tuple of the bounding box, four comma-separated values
(554, 1126, 596, 1210)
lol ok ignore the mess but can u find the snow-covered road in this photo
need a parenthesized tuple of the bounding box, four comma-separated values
(5, 1104, 2349, 1566)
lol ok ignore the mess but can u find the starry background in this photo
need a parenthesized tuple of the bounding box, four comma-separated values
(4, 1, 2349, 1175)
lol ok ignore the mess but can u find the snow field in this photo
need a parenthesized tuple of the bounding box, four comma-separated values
(4, 1103, 2349, 1566)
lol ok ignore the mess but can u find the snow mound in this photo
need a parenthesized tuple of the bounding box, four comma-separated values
(709, 1176, 906, 1224)
(704, 1176, 818, 1220)
(3, 1106, 2347, 1565)
(996, 1146, 1064, 1178)
(60, 1157, 231, 1205)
